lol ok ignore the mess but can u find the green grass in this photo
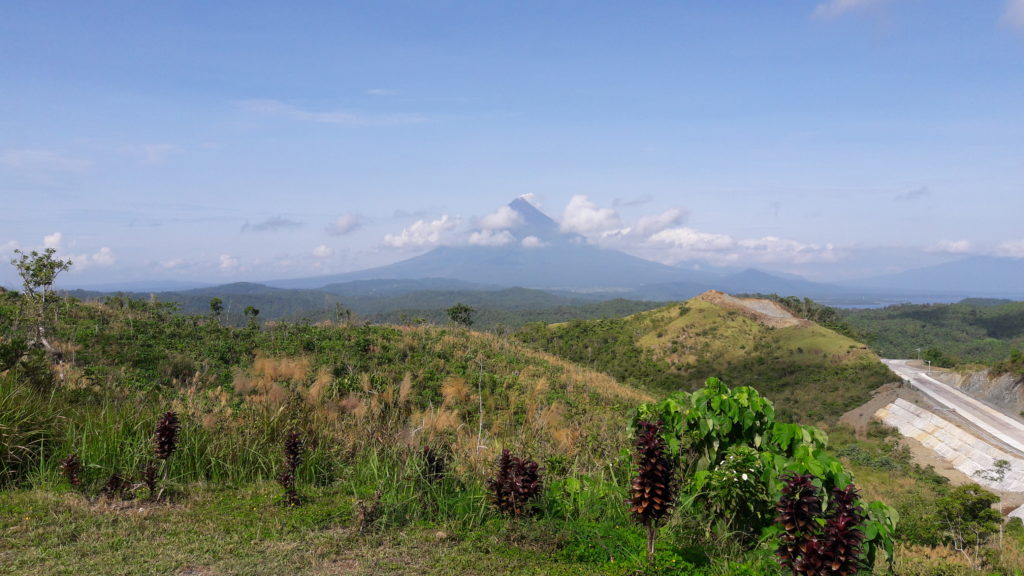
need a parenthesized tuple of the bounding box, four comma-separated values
(0, 484, 737, 576)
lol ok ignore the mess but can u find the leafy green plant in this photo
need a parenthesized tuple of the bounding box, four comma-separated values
(634, 377, 897, 565)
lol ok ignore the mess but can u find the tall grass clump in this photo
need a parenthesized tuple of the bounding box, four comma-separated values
(0, 376, 61, 488)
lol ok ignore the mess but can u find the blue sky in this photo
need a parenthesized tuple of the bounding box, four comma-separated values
(2, 0, 1023, 287)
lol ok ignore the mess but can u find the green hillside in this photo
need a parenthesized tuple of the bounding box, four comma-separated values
(841, 299, 1024, 367)
(517, 291, 892, 424)
(2, 282, 1017, 576)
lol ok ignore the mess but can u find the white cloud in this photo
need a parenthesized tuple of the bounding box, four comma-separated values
(326, 213, 363, 236)
(521, 236, 547, 249)
(649, 228, 736, 252)
(468, 229, 514, 247)
(242, 216, 303, 233)
(736, 237, 841, 264)
(518, 193, 541, 208)
(239, 99, 428, 126)
(928, 240, 974, 254)
(43, 232, 63, 249)
(813, 0, 887, 19)
(634, 209, 688, 236)
(1005, 0, 1024, 29)
(645, 227, 841, 266)
(1, 240, 18, 257)
(143, 144, 179, 165)
(384, 215, 459, 248)
(312, 244, 335, 258)
(479, 206, 524, 230)
(995, 240, 1024, 258)
(69, 247, 115, 270)
(366, 88, 398, 96)
(895, 186, 930, 202)
(0, 149, 93, 173)
(219, 254, 239, 270)
(613, 194, 653, 208)
(160, 258, 185, 270)
(603, 208, 688, 239)
(560, 195, 621, 235)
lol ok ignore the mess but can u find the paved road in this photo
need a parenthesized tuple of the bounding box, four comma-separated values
(883, 359, 1024, 457)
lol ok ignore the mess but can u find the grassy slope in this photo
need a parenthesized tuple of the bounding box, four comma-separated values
(1, 295, 676, 574)
(518, 294, 893, 424)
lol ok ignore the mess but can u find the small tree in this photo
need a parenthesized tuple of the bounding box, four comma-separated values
(209, 297, 224, 324)
(10, 248, 72, 351)
(937, 483, 1001, 567)
(446, 302, 475, 329)
(244, 305, 260, 330)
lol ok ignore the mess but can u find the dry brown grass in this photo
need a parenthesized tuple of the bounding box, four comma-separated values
(251, 355, 311, 383)
(308, 368, 331, 402)
(441, 376, 470, 406)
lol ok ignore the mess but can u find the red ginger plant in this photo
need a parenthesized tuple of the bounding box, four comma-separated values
(487, 449, 542, 517)
(60, 454, 81, 487)
(776, 473, 866, 576)
(154, 411, 180, 460)
(629, 420, 677, 566)
(278, 431, 303, 506)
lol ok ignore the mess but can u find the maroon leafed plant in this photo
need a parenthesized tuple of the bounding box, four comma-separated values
(154, 411, 180, 461)
(487, 449, 542, 517)
(60, 454, 81, 488)
(776, 473, 866, 576)
(629, 420, 677, 565)
(277, 431, 303, 506)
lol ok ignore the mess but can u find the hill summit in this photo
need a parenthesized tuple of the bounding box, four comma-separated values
(518, 290, 892, 423)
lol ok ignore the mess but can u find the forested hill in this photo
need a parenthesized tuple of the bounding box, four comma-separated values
(517, 290, 892, 424)
(841, 299, 1024, 368)
(66, 282, 666, 329)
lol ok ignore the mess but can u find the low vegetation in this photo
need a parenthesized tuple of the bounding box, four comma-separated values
(1, 257, 1020, 575)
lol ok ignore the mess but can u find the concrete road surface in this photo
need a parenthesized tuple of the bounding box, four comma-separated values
(883, 359, 1024, 457)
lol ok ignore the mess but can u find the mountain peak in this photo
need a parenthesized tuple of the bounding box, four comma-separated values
(507, 195, 575, 245)
(508, 196, 558, 229)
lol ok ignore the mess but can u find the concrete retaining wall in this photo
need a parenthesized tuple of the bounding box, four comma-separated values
(874, 398, 1024, 493)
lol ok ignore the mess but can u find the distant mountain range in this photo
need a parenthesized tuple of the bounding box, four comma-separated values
(853, 256, 1024, 298)
(265, 197, 856, 299)
(63, 198, 1024, 304)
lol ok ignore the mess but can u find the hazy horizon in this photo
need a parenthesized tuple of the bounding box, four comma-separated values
(3, 1, 1023, 288)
